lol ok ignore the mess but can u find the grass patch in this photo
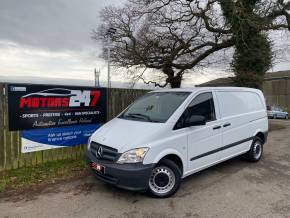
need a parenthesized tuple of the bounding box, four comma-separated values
(0, 158, 87, 193)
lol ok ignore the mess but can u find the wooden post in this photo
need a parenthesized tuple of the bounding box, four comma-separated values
(0, 84, 4, 170)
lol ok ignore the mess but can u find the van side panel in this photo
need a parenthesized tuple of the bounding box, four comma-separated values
(215, 91, 267, 158)
(245, 91, 268, 139)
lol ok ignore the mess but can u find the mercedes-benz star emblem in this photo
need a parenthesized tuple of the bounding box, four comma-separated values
(97, 146, 103, 158)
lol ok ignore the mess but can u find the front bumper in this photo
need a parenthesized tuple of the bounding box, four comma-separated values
(86, 150, 154, 191)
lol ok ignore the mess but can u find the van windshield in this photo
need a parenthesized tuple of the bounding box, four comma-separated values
(119, 92, 190, 123)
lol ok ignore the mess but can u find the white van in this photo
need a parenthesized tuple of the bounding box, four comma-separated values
(86, 87, 268, 197)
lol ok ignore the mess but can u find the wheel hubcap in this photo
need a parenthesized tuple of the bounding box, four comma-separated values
(149, 166, 175, 195)
(253, 142, 262, 159)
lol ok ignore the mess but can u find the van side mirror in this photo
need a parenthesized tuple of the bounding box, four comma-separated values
(184, 115, 206, 127)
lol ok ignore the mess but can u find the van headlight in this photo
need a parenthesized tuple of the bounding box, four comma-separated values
(117, 148, 149, 164)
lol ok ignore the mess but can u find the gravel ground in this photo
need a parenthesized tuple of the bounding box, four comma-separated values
(1, 120, 290, 218)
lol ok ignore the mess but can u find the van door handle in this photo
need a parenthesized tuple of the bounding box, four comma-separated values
(213, 125, 221, 130)
(223, 123, 231, 127)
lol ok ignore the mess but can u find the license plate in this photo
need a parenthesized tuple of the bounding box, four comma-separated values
(90, 162, 105, 174)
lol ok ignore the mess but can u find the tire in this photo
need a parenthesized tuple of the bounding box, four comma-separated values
(244, 136, 263, 162)
(273, 115, 277, 119)
(147, 159, 181, 198)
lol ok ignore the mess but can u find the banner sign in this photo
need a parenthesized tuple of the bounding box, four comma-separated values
(21, 124, 100, 153)
(8, 84, 107, 131)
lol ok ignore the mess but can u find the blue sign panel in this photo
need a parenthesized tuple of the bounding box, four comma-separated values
(21, 124, 100, 153)
(8, 84, 107, 131)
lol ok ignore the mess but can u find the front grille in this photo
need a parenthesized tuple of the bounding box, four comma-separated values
(90, 141, 119, 162)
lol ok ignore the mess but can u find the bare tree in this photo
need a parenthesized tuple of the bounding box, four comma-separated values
(94, 0, 234, 88)
(94, 0, 290, 88)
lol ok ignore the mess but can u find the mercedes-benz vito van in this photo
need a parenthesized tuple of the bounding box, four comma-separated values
(86, 87, 268, 198)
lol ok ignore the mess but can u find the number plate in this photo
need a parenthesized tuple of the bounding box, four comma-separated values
(90, 162, 105, 174)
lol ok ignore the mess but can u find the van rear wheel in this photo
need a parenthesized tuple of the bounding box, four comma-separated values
(245, 137, 263, 162)
(148, 159, 181, 198)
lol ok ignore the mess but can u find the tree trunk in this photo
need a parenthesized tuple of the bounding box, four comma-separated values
(169, 76, 182, 88)
(164, 67, 182, 88)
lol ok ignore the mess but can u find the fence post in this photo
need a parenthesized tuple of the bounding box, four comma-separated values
(0, 84, 4, 170)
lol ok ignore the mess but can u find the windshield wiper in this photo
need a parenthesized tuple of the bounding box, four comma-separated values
(126, 113, 153, 122)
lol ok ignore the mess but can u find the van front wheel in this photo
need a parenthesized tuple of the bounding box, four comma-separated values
(245, 137, 263, 162)
(148, 159, 181, 198)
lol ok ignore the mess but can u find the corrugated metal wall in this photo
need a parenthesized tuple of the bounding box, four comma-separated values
(263, 77, 290, 112)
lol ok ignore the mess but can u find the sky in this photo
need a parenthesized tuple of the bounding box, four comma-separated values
(0, 0, 289, 88)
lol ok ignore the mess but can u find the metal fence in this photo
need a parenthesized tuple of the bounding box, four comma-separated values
(0, 83, 148, 171)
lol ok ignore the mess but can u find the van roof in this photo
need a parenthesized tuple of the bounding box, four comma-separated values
(150, 87, 259, 93)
